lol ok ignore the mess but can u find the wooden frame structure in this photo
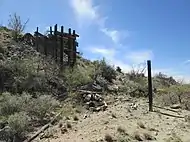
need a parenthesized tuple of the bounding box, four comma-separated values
(24, 24, 80, 67)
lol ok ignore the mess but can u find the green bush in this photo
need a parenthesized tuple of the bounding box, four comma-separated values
(94, 58, 117, 83)
(0, 92, 25, 116)
(26, 95, 59, 123)
(8, 111, 29, 138)
(63, 66, 93, 90)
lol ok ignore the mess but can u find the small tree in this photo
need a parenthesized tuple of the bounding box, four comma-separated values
(8, 13, 29, 41)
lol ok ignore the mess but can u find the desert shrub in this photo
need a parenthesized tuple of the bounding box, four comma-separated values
(0, 92, 59, 123)
(118, 80, 139, 93)
(154, 72, 178, 87)
(0, 26, 10, 32)
(0, 56, 40, 93)
(94, 58, 116, 83)
(63, 66, 93, 90)
(0, 51, 65, 95)
(26, 95, 59, 123)
(127, 63, 146, 85)
(0, 92, 27, 116)
(7, 112, 29, 139)
(156, 84, 190, 110)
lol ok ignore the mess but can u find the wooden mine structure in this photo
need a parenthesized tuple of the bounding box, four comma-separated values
(22, 24, 79, 67)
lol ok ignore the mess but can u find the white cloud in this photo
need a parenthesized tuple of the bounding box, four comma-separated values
(88, 46, 190, 83)
(183, 59, 190, 65)
(69, 1, 190, 84)
(90, 46, 115, 57)
(101, 28, 120, 43)
(69, 0, 127, 44)
(87, 46, 132, 72)
(101, 28, 129, 44)
(70, 0, 98, 21)
(126, 50, 153, 64)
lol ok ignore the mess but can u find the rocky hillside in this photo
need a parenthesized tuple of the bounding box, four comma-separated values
(0, 26, 190, 142)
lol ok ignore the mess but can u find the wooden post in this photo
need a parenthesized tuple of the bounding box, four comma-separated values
(72, 30, 76, 66)
(147, 60, 153, 112)
(68, 28, 72, 66)
(36, 27, 39, 52)
(60, 26, 64, 69)
(50, 26, 53, 35)
(44, 36, 47, 56)
(50, 26, 54, 58)
(54, 24, 58, 62)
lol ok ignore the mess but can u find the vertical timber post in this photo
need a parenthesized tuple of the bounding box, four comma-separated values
(68, 28, 72, 66)
(44, 36, 47, 56)
(36, 27, 39, 52)
(60, 26, 64, 69)
(72, 30, 76, 66)
(147, 60, 153, 112)
(50, 26, 54, 58)
(54, 24, 58, 62)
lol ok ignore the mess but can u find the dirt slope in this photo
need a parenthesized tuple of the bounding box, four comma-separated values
(34, 96, 190, 142)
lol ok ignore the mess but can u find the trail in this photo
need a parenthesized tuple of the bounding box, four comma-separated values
(36, 96, 190, 142)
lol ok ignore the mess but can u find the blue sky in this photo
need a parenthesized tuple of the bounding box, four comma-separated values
(1, 0, 190, 82)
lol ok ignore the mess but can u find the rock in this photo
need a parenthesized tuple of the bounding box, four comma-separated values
(0, 121, 7, 129)
(61, 127, 68, 134)
(130, 102, 138, 110)
(83, 114, 88, 119)
(95, 107, 101, 111)
(93, 93, 102, 101)
(0, 126, 12, 142)
(84, 94, 92, 102)
(170, 104, 181, 109)
(86, 101, 96, 108)
(137, 121, 146, 129)
(133, 131, 145, 141)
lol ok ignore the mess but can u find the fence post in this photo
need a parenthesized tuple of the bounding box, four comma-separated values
(54, 24, 58, 62)
(60, 26, 64, 69)
(147, 60, 153, 112)
(36, 27, 39, 52)
(50, 26, 54, 58)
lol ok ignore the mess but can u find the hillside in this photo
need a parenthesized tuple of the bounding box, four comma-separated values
(0, 26, 190, 142)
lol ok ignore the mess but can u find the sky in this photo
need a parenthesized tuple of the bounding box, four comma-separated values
(1, 0, 190, 83)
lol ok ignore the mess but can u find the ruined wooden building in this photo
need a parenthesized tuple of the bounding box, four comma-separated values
(22, 24, 79, 67)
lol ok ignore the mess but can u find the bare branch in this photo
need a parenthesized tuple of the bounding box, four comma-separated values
(7, 12, 29, 40)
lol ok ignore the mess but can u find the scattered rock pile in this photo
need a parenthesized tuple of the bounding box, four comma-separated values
(78, 90, 108, 112)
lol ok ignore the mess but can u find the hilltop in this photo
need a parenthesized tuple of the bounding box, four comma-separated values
(0, 25, 190, 142)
